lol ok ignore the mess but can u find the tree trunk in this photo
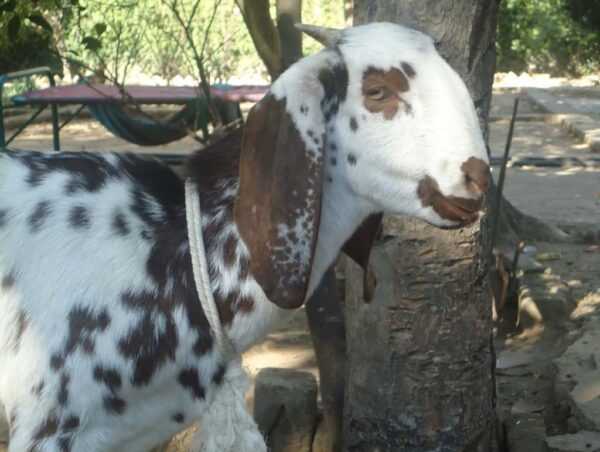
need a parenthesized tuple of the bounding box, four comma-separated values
(276, 0, 303, 72)
(343, 2, 500, 451)
(235, 0, 302, 80)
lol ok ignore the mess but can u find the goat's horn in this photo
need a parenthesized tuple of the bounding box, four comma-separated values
(295, 23, 342, 47)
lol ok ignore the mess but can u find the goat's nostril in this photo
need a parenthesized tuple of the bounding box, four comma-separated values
(461, 157, 490, 195)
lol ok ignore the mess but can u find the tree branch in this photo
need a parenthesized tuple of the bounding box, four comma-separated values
(235, 0, 282, 79)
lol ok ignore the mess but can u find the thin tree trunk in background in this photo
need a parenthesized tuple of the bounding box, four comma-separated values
(235, 0, 282, 79)
(276, 0, 303, 71)
(344, 2, 500, 451)
(344, 0, 354, 26)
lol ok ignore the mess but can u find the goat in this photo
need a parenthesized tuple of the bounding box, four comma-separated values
(0, 22, 490, 452)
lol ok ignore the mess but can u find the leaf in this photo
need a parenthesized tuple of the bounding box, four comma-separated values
(0, 0, 16, 13)
(28, 14, 53, 33)
(82, 36, 102, 52)
(94, 22, 107, 36)
(8, 15, 20, 39)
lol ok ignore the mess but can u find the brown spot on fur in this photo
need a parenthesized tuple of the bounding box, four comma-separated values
(93, 365, 122, 392)
(33, 380, 45, 396)
(222, 233, 238, 267)
(2, 272, 15, 288)
(9, 408, 17, 435)
(237, 294, 255, 312)
(50, 354, 64, 371)
(417, 176, 482, 224)
(58, 373, 70, 406)
(401, 62, 416, 78)
(62, 416, 80, 431)
(29, 200, 51, 232)
(0, 209, 7, 228)
(14, 310, 28, 351)
(362, 66, 410, 120)
(461, 157, 490, 195)
(178, 368, 205, 399)
(118, 291, 178, 386)
(112, 211, 130, 236)
(33, 414, 59, 440)
(58, 436, 72, 452)
(68, 205, 91, 229)
(51, 306, 111, 368)
(212, 364, 226, 385)
(103, 396, 126, 414)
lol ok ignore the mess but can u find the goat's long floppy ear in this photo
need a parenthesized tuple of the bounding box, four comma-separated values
(343, 213, 383, 302)
(235, 93, 325, 309)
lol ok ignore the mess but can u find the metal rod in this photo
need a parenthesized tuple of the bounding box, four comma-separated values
(47, 73, 60, 151)
(0, 66, 54, 151)
(6, 105, 47, 145)
(490, 97, 519, 252)
(0, 88, 5, 150)
(59, 104, 86, 131)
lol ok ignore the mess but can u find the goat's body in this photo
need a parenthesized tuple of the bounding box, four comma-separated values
(0, 150, 283, 452)
(0, 22, 491, 452)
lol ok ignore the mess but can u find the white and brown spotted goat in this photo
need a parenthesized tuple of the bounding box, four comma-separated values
(0, 22, 489, 452)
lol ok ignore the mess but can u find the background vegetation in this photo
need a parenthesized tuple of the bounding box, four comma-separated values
(0, 0, 598, 86)
(497, 0, 600, 75)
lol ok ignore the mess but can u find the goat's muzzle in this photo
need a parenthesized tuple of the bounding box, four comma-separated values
(418, 175, 486, 226)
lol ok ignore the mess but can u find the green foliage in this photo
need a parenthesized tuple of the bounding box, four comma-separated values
(566, 0, 600, 32)
(497, 0, 600, 75)
(302, 0, 344, 55)
(0, 0, 343, 83)
(60, 0, 264, 84)
(0, 0, 65, 74)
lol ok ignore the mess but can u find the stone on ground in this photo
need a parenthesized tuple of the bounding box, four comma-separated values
(505, 413, 549, 452)
(554, 318, 600, 432)
(546, 431, 600, 451)
(254, 368, 318, 452)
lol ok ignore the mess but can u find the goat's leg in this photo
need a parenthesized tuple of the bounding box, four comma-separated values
(305, 267, 345, 452)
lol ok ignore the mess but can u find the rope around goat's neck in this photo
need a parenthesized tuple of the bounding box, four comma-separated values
(185, 178, 236, 361)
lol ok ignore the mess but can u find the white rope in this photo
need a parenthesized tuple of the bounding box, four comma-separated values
(185, 178, 234, 359)
(184, 178, 266, 452)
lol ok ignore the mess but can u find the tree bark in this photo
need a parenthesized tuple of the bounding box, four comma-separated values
(235, 0, 302, 80)
(276, 0, 303, 72)
(236, 0, 282, 79)
(343, 2, 500, 451)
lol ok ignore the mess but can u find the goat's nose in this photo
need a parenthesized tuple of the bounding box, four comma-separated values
(461, 157, 490, 196)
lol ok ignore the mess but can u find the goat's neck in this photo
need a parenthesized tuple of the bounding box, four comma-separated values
(306, 135, 372, 298)
(194, 173, 369, 352)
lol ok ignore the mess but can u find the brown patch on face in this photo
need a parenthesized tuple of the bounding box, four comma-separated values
(461, 157, 490, 195)
(362, 66, 410, 120)
(417, 176, 483, 225)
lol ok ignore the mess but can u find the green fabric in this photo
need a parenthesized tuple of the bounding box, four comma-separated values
(86, 99, 210, 146)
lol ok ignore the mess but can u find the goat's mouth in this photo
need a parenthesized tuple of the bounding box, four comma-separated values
(417, 176, 483, 227)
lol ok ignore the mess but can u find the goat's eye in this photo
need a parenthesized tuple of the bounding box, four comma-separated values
(365, 86, 389, 101)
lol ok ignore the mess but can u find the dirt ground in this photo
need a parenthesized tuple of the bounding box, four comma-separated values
(2, 81, 600, 451)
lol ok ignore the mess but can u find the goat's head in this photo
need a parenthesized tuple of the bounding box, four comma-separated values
(235, 22, 490, 309)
